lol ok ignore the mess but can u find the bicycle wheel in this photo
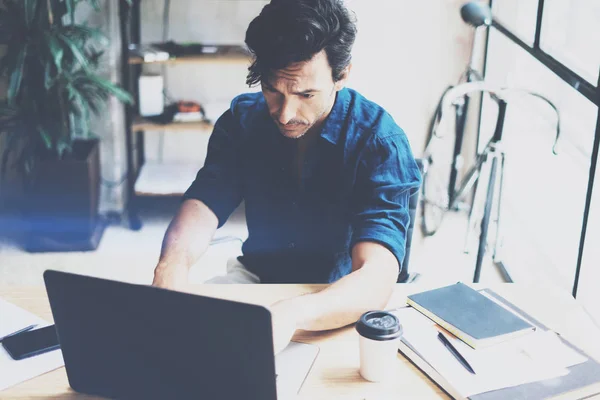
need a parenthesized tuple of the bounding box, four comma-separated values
(473, 156, 498, 283)
(420, 88, 459, 236)
(420, 148, 450, 236)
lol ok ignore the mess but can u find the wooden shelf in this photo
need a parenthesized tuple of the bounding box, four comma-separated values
(132, 116, 214, 132)
(128, 45, 251, 65)
(129, 53, 250, 65)
(134, 162, 202, 196)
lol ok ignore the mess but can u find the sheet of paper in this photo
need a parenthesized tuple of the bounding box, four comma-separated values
(450, 329, 588, 371)
(394, 307, 571, 397)
(0, 297, 65, 392)
(0, 298, 46, 340)
(0, 345, 64, 391)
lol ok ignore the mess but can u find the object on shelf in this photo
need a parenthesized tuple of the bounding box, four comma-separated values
(128, 42, 251, 63)
(152, 41, 249, 57)
(131, 116, 213, 132)
(173, 101, 206, 122)
(128, 44, 169, 63)
(144, 101, 208, 125)
(173, 112, 204, 123)
(138, 74, 164, 117)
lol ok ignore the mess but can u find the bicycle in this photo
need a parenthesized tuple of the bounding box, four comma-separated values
(419, 2, 561, 283)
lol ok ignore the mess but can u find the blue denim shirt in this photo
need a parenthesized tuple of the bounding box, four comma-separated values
(184, 88, 421, 283)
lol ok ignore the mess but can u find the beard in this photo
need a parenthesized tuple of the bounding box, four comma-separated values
(278, 122, 311, 139)
(274, 106, 330, 140)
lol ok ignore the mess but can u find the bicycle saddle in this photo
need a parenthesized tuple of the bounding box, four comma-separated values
(460, 2, 492, 27)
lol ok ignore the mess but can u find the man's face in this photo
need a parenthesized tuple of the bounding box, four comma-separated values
(262, 50, 349, 139)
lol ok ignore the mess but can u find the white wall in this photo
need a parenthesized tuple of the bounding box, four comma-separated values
(347, 0, 474, 147)
(139, 0, 476, 165)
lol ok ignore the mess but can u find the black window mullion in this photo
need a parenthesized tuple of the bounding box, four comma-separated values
(492, 20, 597, 105)
(572, 71, 600, 298)
(533, 0, 544, 50)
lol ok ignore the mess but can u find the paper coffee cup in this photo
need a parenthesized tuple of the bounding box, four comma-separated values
(356, 311, 403, 382)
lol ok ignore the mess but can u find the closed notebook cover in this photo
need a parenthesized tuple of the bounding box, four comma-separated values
(407, 282, 534, 346)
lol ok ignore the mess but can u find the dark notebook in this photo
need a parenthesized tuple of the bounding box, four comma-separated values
(407, 282, 535, 348)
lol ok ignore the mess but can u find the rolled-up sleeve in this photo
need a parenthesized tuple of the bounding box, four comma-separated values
(350, 131, 422, 269)
(183, 109, 244, 228)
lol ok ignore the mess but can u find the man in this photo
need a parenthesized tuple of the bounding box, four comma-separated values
(152, 0, 421, 353)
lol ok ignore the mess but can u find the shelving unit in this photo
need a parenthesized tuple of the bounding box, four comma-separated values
(132, 116, 214, 133)
(118, 1, 250, 230)
(128, 45, 250, 65)
(134, 162, 203, 197)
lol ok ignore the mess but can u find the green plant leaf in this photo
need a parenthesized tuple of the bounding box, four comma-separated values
(44, 60, 57, 90)
(66, 84, 78, 106)
(82, 88, 105, 115)
(87, 50, 105, 68)
(44, 62, 52, 89)
(45, 32, 64, 71)
(65, 25, 108, 47)
(7, 46, 28, 104)
(77, 83, 103, 115)
(78, 105, 90, 137)
(37, 126, 53, 149)
(65, 0, 76, 24)
(57, 32, 90, 72)
(87, 75, 134, 104)
(24, 0, 37, 27)
(57, 137, 71, 158)
(24, 154, 34, 175)
(66, 84, 91, 137)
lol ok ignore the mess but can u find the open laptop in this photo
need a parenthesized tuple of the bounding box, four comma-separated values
(43, 270, 319, 400)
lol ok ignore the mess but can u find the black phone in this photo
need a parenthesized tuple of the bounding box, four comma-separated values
(2, 325, 60, 360)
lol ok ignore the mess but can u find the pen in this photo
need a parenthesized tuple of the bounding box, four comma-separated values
(437, 331, 476, 374)
(0, 324, 37, 343)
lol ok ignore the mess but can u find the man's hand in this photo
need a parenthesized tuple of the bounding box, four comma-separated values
(269, 300, 299, 354)
(152, 263, 188, 291)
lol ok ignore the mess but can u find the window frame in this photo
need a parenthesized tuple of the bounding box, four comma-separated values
(482, 0, 600, 297)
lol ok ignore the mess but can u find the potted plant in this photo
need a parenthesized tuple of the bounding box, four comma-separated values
(0, 0, 133, 251)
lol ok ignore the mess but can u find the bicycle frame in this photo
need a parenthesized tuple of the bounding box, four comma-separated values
(447, 98, 507, 212)
(447, 25, 487, 207)
(421, 2, 561, 283)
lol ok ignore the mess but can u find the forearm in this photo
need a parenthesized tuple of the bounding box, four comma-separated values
(277, 242, 399, 331)
(154, 199, 218, 276)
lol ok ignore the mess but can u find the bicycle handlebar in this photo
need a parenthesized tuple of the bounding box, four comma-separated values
(437, 82, 562, 154)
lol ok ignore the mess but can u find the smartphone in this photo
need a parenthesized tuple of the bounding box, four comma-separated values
(2, 325, 60, 360)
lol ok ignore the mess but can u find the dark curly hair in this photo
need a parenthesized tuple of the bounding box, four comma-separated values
(245, 0, 357, 86)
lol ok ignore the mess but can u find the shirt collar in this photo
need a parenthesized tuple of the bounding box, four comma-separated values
(261, 87, 350, 146)
(319, 87, 350, 145)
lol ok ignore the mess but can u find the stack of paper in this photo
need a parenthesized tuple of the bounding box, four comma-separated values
(0, 298, 64, 392)
(394, 306, 587, 398)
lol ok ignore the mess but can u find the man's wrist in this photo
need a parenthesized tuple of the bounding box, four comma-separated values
(153, 261, 188, 285)
(285, 293, 320, 331)
(155, 260, 186, 274)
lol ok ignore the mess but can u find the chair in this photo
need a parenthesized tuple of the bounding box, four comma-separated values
(397, 158, 424, 283)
